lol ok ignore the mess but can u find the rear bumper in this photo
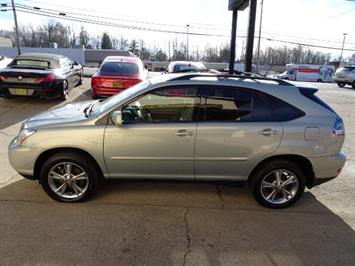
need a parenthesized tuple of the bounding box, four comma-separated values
(91, 87, 126, 97)
(333, 77, 354, 84)
(308, 151, 346, 187)
(0, 81, 63, 98)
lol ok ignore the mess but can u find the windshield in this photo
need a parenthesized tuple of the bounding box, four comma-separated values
(90, 80, 150, 117)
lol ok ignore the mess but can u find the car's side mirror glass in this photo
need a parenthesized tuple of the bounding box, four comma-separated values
(111, 111, 123, 126)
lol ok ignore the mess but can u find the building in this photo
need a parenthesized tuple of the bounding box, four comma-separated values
(84, 49, 134, 67)
(0, 37, 12, 47)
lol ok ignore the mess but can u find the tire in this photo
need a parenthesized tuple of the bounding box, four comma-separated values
(77, 74, 83, 86)
(60, 80, 69, 101)
(317, 79, 323, 83)
(352, 81, 355, 89)
(40, 152, 100, 202)
(91, 91, 99, 99)
(337, 82, 346, 88)
(249, 160, 305, 209)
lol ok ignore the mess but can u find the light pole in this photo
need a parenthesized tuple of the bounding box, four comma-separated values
(256, 0, 264, 74)
(11, 0, 21, 55)
(339, 33, 347, 64)
(186, 24, 190, 60)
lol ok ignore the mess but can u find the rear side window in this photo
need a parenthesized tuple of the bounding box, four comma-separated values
(263, 93, 305, 121)
(100, 62, 139, 76)
(199, 86, 275, 122)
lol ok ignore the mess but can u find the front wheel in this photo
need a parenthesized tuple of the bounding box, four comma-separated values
(60, 80, 69, 101)
(337, 82, 346, 88)
(40, 152, 100, 202)
(250, 160, 305, 208)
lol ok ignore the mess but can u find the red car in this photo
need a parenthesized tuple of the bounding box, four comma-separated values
(91, 56, 148, 98)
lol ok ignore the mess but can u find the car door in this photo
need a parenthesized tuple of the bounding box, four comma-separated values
(104, 85, 199, 179)
(195, 85, 283, 180)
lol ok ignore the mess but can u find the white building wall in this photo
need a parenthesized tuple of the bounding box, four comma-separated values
(0, 47, 85, 64)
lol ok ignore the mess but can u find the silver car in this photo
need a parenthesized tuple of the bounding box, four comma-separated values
(8, 73, 346, 208)
(333, 66, 355, 88)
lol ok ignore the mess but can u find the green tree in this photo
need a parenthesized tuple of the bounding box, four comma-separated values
(101, 32, 112, 49)
(129, 39, 140, 56)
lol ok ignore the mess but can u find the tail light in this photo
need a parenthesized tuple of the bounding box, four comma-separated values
(91, 76, 101, 89)
(0, 75, 8, 81)
(33, 73, 56, 83)
(333, 116, 345, 136)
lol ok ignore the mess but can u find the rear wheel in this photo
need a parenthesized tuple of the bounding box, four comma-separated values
(40, 152, 100, 202)
(77, 74, 83, 86)
(250, 160, 305, 208)
(337, 82, 346, 88)
(317, 79, 323, 83)
(60, 80, 69, 101)
(352, 81, 355, 89)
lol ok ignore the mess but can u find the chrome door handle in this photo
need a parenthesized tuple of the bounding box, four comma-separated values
(174, 129, 193, 137)
(258, 128, 279, 136)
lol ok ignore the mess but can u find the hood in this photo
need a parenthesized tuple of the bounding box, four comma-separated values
(24, 100, 96, 129)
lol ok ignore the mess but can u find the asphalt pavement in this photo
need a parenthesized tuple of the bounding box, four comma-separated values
(0, 78, 354, 265)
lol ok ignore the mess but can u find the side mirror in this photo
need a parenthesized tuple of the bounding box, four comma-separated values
(111, 110, 123, 126)
(73, 61, 79, 66)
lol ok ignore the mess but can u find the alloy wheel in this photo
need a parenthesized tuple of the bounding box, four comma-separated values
(260, 169, 299, 205)
(48, 162, 89, 199)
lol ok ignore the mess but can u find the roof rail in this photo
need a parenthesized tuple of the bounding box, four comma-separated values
(170, 73, 294, 86)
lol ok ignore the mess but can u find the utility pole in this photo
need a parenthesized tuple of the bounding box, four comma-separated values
(11, 0, 21, 55)
(245, 0, 257, 72)
(186, 24, 190, 60)
(339, 33, 347, 65)
(256, 0, 264, 74)
(229, 9, 238, 74)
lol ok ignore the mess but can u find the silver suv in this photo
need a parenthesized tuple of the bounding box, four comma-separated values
(333, 66, 355, 88)
(8, 74, 346, 208)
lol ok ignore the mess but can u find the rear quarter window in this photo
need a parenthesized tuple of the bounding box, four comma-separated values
(263, 93, 305, 121)
(100, 62, 139, 76)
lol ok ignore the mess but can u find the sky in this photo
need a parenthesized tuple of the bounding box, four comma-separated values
(0, 0, 355, 59)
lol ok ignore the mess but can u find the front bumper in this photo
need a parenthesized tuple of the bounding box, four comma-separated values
(8, 137, 41, 179)
(308, 151, 346, 187)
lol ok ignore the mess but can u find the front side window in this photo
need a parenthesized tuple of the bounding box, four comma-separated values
(121, 86, 197, 123)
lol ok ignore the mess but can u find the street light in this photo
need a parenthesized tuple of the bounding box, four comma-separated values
(186, 24, 190, 60)
(339, 33, 347, 64)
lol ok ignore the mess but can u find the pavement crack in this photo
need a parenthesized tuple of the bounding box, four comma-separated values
(0, 131, 9, 136)
(215, 185, 225, 209)
(182, 207, 191, 266)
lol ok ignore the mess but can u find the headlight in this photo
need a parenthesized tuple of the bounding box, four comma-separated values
(17, 128, 37, 146)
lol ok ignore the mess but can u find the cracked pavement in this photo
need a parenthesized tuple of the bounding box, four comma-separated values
(0, 78, 354, 265)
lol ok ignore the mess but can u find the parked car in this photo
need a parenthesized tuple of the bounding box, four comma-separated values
(167, 61, 208, 73)
(0, 53, 82, 100)
(333, 66, 355, 88)
(0, 56, 12, 69)
(8, 73, 346, 208)
(91, 56, 148, 99)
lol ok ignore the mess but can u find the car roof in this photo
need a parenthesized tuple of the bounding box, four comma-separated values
(15, 53, 64, 68)
(103, 56, 142, 64)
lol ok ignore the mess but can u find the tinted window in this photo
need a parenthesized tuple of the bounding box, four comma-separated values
(201, 87, 252, 122)
(251, 92, 274, 121)
(173, 63, 206, 73)
(100, 62, 139, 76)
(264, 94, 305, 121)
(121, 87, 197, 123)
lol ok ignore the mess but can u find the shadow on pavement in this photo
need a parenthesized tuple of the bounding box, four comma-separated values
(0, 179, 354, 265)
